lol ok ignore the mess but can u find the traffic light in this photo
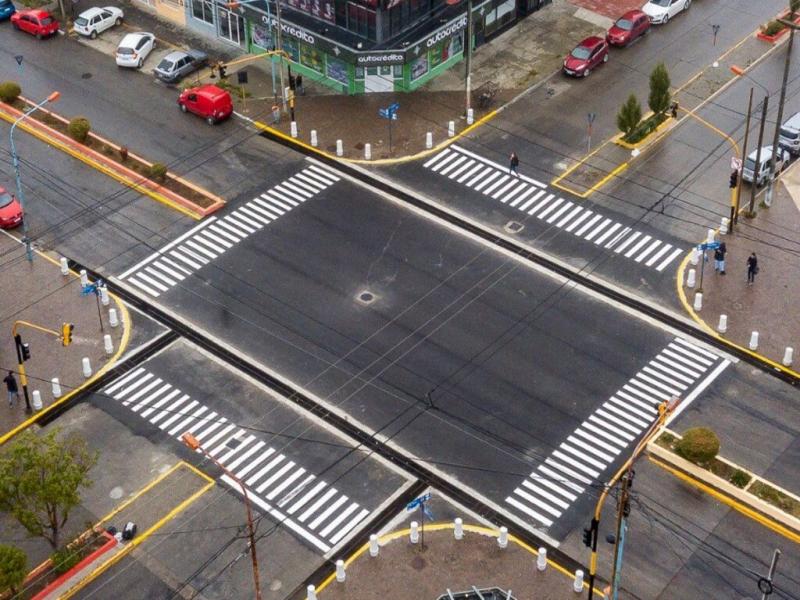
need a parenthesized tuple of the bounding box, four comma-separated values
(21, 343, 31, 362)
(729, 170, 738, 189)
(582, 527, 593, 547)
(62, 322, 74, 347)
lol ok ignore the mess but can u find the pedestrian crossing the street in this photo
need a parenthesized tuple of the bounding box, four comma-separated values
(423, 146, 683, 273)
(505, 338, 730, 529)
(118, 165, 340, 298)
(102, 367, 368, 553)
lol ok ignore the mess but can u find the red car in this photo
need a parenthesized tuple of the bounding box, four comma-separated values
(178, 85, 233, 125)
(0, 187, 23, 229)
(563, 36, 609, 78)
(606, 10, 651, 46)
(11, 9, 59, 39)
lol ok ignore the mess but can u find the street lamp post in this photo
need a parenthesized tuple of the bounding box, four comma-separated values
(182, 433, 263, 600)
(9, 91, 60, 262)
(766, 24, 796, 207)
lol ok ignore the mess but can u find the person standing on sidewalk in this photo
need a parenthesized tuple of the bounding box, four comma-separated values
(714, 242, 727, 275)
(4, 371, 20, 408)
(747, 252, 759, 285)
(509, 152, 520, 177)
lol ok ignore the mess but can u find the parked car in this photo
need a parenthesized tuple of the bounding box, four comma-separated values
(0, 187, 23, 229)
(154, 49, 209, 83)
(0, 0, 17, 21)
(741, 146, 788, 186)
(778, 111, 800, 156)
(178, 85, 233, 125)
(606, 10, 651, 46)
(74, 6, 123, 39)
(642, 0, 691, 24)
(563, 36, 609, 78)
(10, 9, 59, 39)
(116, 32, 155, 68)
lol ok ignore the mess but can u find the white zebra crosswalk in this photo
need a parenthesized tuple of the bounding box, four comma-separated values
(103, 367, 368, 553)
(505, 338, 730, 529)
(423, 146, 683, 273)
(118, 165, 340, 297)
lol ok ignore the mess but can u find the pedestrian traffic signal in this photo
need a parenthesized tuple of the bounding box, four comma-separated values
(582, 527, 593, 547)
(21, 343, 31, 362)
(729, 171, 738, 189)
(62, 322, 74, 347)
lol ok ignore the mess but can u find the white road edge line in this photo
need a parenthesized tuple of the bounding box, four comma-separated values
(667, 359, 731, 426)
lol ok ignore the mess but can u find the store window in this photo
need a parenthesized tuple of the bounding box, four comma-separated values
(327, 56, 349, 84)
(300, 44, 324, 72)
(410, 54, 428, 81)
(346, 1, 376, 39)
(484, 0, 516, 36)
(429, 33, 462, 69)
(191, 0, 214, 24)
(251, 24, 273, 50)
(282, 38, 301, 62)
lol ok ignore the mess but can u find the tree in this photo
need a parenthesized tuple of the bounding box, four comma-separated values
(648, 62, 672, 116)
(617, 94, 642, 137)
(791, 0, 800, 19)
(0, 430, 98, 550)
(0, 545, 27, 596)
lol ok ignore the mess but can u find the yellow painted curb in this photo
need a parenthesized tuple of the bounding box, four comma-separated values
(310, 523, 605, 598)
(613, 113, 673, 150)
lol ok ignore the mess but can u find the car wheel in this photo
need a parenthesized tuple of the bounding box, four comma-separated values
(206, 116, 216, 126)
(115, 17, 122, 26)
(583, 68, 591, 77)
(684, 0, 691, 9)
(90, 30, 97, 39)
(180, 103, 187, 113)
(36, 32, 43, 40)
(663, 14, 669, 23)
(12, 21, 19, 30)
(603, 53, 609, 63)
(137, 58, 143, 68)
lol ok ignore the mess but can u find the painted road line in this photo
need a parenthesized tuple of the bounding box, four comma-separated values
(449, 144, 547, 188)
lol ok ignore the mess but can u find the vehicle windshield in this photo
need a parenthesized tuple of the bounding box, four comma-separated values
(0, 192, 14, 208)
(650, 0, 671, 6)
(75, 17, 88, 26)
(40, 17, 53, 25)
(157, 59, 175, 71)
(744, 158, 756, 171)
(780, 127, 799, 140)
(570, 46, 592, 60)
(615, 18, 633, 30)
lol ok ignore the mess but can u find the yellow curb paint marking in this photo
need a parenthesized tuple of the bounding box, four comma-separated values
(59, 462, 215, 599)
(648, 456, 800, 544)
(0, 110, 202, 220)
(310, 523, 604, 598)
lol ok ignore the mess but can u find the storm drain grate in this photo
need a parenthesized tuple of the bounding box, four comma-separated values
(357, 291, 376, 304)
(504, 221, 524, 234)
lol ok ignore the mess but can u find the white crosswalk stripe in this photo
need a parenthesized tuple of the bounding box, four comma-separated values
(119, 166, 340, 298)
(505, 338, 730, 529)
(102, 368, 369, 553)
(423, 147, 682, 274)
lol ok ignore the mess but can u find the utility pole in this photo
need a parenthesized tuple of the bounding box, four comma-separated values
(609, 471, 633, 600)
(274, 0, 287, 112)
(465, 0, 473, 115)
(748, 96, 769, 215)
(766, 26, 795, 207)
(734, 88, 754, 226)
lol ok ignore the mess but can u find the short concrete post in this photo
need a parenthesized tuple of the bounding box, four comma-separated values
(51, 378, 62, 398)
(310, 130, 318, 147)
(573, 569, 584, 593)
(426, 132, 433, 149)
(717, 314, 727, 334)
(290, 121, 298, 138)
(100, 286, 110, 306)
(498, 526, 508, 548)
(693, 292, 702, 311)
(686, 268, 696, 288)
(104, 334, 114, 355)
(454, 517, 463, 540)
(60, 257, 69, 275)
(706, 228, 715, 243)
(336, 139, 343, 157)
(467, 108, 474, 125)
(32, 390, 43, 412)
(80, 269, 89, 286)
(448, 120, 455, 137)
(410, 521, 419, 544)
(749, 331, 759, 350)
(537, 547, 547, 571)
(690, 249, 700, 266)
(364, 143, 371, 160)
(720, 217, 729, 235)
(783, 347, 794, 366)
(369, 534, 379, 557)
(307, 584, 317, 600)
(335, 559, 346, 583)
(82, 357, 92, 378)
(109, 308, 119, 328)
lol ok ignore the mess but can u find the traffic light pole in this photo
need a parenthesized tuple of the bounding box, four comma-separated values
(13, 334, 32, 413)
(11, 320, 74, 413)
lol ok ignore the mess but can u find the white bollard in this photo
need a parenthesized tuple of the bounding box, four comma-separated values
(448, 120, 455, 137)
(369, 534, 379, 557)
(310, 130, 318, 147)
(100, 286, 110, 306)
(109, 308, 119, 328)
(454, 517, 463, 540)
(707, 229, 716, 243)
(32, 390, 43, 412)
(573, 569, 584, 593)
(364, 143, 371, 160)
(498, 526, 508, 548)
(749, 331, 759, 350)
(307, 585, 317, 600)
(720, 217, 729, 235)
(686, 268, 696, 288)
(335, 559, 346, 583)
(693, 292, 703, 311)
(82, 357, 92, 378)
(336, 139, 343, 157)
(717, 314, 728, 334)
(51, 378, 62, 398)
(783, 347, 794, 366)
(80, 269, 89, 286)
(410, 521, 419, 544)
(104, 334, 114, 355)
(290, 121, 298, 138)
(426, 132, 433, 149)
(60, 257, 69, 275)
(467, 108, 474, 125)
(537, 547, 547, 571)
(690, 248, 700, 266)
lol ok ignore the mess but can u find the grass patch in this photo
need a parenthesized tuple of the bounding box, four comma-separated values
(623, 112, 668, 144)
(18, 0, 52, 8)
(750, 481, 800, 518)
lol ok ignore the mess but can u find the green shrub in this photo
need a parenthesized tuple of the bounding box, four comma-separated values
(148, 162, 168, 181)
(0, 545, 27, 595)
(729, 469, 752, 488)
(67, 117, 91, 143)
(762, 20, 785, 36)
(50, 546, 81, 575)
(0, 81, 21, 103)
(675, 427, 720, 465)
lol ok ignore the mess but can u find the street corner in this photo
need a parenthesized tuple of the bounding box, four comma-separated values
(0, 237, 129, 442)
(551, 140, 629, 198)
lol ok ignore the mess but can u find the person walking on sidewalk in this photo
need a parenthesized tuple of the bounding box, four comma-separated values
(747, 252, 759, 285)
(509, 152, 520, 177)
(714, 242, 727, 275)
(4, 371, 20, 408)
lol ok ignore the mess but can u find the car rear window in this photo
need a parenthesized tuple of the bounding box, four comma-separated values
(0, 192, 13, 208)
(40, 17, 53, 25)
(780, 127, 799, 140)
(570, 47, 592, 60)
(157, 59, 175, 71)
(75, 17, 88, 26)
(615, 19, 633, 30)
(117, 47, 134, 55)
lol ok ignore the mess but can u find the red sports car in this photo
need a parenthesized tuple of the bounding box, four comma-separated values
(0, 187, 23, 229)
(607, 10, 651, 46)
(10, 8, 59, 39)
(563, 36, 609, 78)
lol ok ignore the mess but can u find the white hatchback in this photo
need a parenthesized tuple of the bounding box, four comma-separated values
(115, 32, 155, 68)
(641, 0, 690, 24)
(73, 6, 123, 38)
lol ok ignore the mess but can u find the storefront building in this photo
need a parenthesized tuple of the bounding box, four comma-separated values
(184, 0, 552, 94)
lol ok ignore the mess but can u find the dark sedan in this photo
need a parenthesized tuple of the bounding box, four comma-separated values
(153, 49, 208, 83)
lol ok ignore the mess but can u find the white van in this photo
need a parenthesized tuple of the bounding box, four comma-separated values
(778, 111, 800, 155)
(741, 145, 788, 186)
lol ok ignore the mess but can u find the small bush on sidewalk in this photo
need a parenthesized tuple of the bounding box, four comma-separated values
(148, 162, 168, 181)
(761, 20, 785, 36)
(50, 545, 81, 575)
(68, 117, 92, 144)
(675, 427, 720, 465)
(0, 544, 27, 596)
(0, 82, 21, 104)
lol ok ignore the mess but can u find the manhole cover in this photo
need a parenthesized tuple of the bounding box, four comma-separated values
(109, 486, 123, 499)
(505, 220, 524, 234)
(357, 290, 377, 304)
(81, 72, 92, 79)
